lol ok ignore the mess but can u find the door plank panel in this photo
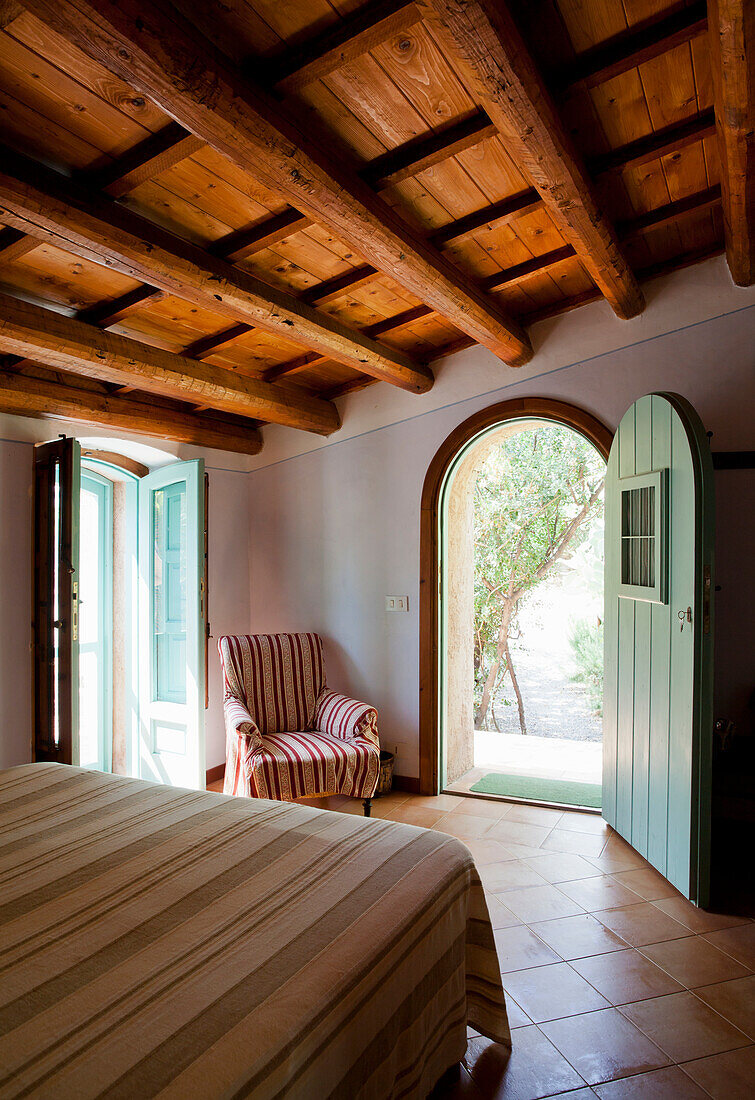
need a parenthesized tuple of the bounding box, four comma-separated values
(631, 395, 654, 854)
(647, 395, 672, 876)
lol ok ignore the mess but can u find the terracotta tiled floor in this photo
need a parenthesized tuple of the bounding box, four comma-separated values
(208, 783, 755, 1098)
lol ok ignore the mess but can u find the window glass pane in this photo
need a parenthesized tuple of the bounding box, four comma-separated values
(153, 481, 187, 703)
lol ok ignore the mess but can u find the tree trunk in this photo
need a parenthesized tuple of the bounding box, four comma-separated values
(474, 600, 513, 728)
(502, 633, 527, 734)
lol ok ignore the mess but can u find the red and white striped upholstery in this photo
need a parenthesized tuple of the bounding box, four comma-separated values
(219, 634, 380, 803)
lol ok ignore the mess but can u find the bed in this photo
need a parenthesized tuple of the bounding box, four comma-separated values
(0, 764, 509, 1099)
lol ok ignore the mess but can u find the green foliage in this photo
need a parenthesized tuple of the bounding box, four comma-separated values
(569, 617, 604, 715)
(473, 424, 605, 727)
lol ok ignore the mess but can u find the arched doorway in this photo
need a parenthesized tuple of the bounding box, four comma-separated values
(419, 399, 612, 800)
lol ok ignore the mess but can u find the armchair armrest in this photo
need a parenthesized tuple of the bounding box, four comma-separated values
(314, 689, 379, 749)
(223, 694, 262, 751)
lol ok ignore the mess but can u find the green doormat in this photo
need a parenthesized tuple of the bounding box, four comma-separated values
(469, 772, 602, 809)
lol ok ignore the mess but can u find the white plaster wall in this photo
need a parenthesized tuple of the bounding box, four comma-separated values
(246, 295, 755, 778)
(0, 439, 33, 768)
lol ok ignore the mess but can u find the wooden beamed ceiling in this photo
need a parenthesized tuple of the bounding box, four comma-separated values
(0, 0, 747, 452)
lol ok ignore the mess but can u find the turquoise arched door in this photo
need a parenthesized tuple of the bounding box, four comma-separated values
(603, 394, 715, 906)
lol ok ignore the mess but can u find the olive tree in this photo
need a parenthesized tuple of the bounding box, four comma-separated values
(473, 425, 605, 732)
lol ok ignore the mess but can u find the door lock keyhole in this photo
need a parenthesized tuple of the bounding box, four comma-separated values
(678, 606, 692, 632)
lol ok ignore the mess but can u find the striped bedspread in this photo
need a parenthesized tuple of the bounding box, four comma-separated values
(0, 764, 509, 1099)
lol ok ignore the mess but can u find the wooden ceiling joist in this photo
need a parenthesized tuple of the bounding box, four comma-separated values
(211, 210, 314, 263)
(21, 0, 532, 367)
(425, 0, 645, 321)
(0, 225, 39, 263)
(709, 0, 755, 286)
(363, 110, 497, 188)
(79, 286, 166, 328)
(182, 324, 254, 361)
(589, 109, 717, 177)
(617, 185, 722, 241)
(0, 148, 433, 393)
(0, 294, 340, 435)
(91, 122, 204, 199)
(270, 0, 423, 95)
(556, 1, 708, 93)
(0, 372, 264, 455)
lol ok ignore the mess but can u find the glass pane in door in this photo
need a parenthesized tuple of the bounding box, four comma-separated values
(153, 481, 187, 703)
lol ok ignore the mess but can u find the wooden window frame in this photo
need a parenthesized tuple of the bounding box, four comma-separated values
(418, 398, 613, 795)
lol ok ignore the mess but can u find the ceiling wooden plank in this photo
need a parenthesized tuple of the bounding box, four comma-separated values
(21, 0, 532, 366)
(0, 370, 264, 454)
(425, 0, 645, 320)
(557, 2, 708, 93)
(709, 0, 755, 286)
(271, 0, 424, 95)
(0, 147, 433, 393)
(0, 292, 340, 434)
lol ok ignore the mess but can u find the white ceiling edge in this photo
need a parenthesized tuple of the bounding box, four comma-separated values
(248, 255, 755, 472)
(1, 256, 752, 473)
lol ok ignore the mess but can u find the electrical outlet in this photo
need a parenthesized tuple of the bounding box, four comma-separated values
(385, 595, 409, 612)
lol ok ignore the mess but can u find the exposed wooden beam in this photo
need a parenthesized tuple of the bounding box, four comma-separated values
(425, 0, 644, 320)
(0, 293, 340, 434)
(0, 225, 40, 263)
(557, 2, 708, 93)
(709, 0, 755, 286)
(266, 303, 440, 383)
(364, 111, 497, 188)
(271, 0, 423, 95)
(23, 0, 532, 366)
(0, 148, 433, 393)
(0, 1, 22, 30)
(589, 109, 717, 176)
(617, 185, 721, 240)
(0, 371, 264, 454)
(1, 117, 204, 272)
(90, 122, 204, 198)
(206, 112, 501, 267)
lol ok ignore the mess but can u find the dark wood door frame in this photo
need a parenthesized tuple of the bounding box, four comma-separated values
(418, 397, 613, 795)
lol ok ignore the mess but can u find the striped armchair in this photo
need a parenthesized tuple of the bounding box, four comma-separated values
(219, 633, 380, 815)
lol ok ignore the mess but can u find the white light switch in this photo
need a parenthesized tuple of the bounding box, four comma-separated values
(385, 595, 409, 612)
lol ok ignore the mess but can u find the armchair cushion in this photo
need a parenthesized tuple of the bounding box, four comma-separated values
(314, 689, 379, 748)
